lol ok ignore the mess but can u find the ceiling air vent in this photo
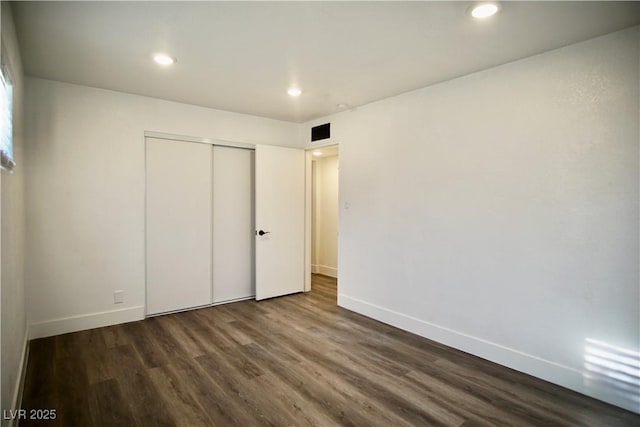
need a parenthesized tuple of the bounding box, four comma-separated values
(311, 123, 330, 142)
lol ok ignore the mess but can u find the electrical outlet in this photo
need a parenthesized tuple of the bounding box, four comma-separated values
(113, 290, 124, 304)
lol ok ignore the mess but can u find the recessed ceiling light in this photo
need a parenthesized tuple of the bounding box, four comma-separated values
(287, 87, 302, 97)
(153, 53, 176, 66)
(470, 3, 500, 19)
(312, 151, 322, 156)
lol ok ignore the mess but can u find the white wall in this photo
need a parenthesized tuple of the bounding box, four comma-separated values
(24, 78, 300, 338)
(312, 155, 338, 277)
(305, 26, 639, 412)
(1, 2, 27, 423)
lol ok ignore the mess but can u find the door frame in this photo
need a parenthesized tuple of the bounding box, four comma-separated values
(304, 142, 339, 293)
(144, 131, 255, 150)
(255, 144, 306, 300)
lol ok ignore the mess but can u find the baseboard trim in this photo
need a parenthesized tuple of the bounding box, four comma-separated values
(312, 264, 337, 278)
(7, 332, 29, 427)
(338, 293, 639, 414)
(29, 306, 145, 339)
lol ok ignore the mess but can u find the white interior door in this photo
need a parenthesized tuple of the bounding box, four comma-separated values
(146, 137, 212, 315)
(212, 146, 255, 303)
(255, 145, 305, 300)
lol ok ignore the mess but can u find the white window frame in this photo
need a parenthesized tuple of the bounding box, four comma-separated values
(0, 41, 15, 172)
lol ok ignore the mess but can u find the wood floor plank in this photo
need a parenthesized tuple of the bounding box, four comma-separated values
(239, 341, 411, 427)
(195, 352, 299, 426)
(170, 361, 258, 427)
(22, 338, 56, 402)
(211, 318, 256, 346)
(53, 356, 93, 427)
(178, 309, 237, 353)
(191, 307, 252, 347)
(121, 320, 171, 369)
(19, 274, 640, 426)
(100, 323, 130, 348)
(251, 370, 339, 427)
(265, 325, 458, 426)
(147, 365, 215, 427)
(111, 345, 177, 427)
(87, 379, 138, 427)
(142, 317, 195, 371)
(155, 315, 208, 359)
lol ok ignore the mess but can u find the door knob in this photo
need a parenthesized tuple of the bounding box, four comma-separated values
(257, 230, 270, 236)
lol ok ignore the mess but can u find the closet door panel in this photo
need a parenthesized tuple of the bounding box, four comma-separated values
(146, 137, 212, 315)
(212, 146, 255, 303)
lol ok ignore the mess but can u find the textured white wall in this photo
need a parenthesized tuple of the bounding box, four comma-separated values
(312, 155, 338, 277)
(306, 26, 639, 411)
(24, 78, 299, 335)
(1, 2, 27, 422)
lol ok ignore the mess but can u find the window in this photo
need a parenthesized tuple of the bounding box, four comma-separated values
(0, 44, 15, 171)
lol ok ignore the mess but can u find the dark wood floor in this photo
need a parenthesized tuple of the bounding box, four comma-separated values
(20, 274, 639, 426)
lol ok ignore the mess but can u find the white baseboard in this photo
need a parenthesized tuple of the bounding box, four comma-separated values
(7, 333, 29, 427)
(29, 305, 145, 339)
(312, 264, 338, 278)
(338, 293, 639, 414)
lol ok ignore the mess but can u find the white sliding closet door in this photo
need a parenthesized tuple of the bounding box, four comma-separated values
(146, 137, 212, 315)
(212, 146, 255, 303)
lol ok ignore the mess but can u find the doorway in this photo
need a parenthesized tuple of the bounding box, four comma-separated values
(306, 145, 339, 297)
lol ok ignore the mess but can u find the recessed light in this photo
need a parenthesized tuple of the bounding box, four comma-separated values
(287, 87, 302, 97)
(312, 151, 322, 156)
(470, 3, 500, 19)
(153, 53, 176, 66)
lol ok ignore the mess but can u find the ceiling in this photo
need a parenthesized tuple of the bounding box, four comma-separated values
(11, 1, 640, 123)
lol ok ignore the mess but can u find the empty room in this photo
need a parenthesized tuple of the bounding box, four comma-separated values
(1, 1, 639, 426)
